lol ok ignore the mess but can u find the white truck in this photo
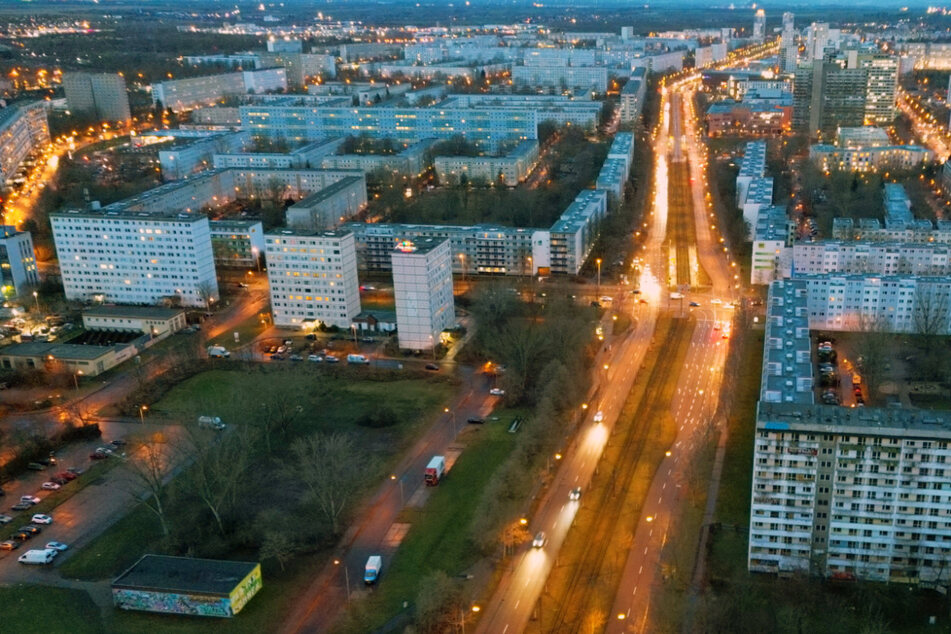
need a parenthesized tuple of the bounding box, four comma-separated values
(18, 548, 57, 565)
(347, 353, 369, 364)
(207, 345, 230, 358)
(424, 455, 446, 486)
(197, 416, 226, 431)
(364, 555, 382, 585)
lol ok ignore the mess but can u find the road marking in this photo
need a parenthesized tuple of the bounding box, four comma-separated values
(634, 586, 638, 595)
(515, 600, 520, 609)
(503, 625, 509, 634)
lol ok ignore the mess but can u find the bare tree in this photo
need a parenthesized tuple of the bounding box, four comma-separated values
(284, 433, 360, 534)
(913, 286, 950, 337)
(855, 314, 891, 402)
(184, 428, 254, 535)
(124, 440, 174, 537)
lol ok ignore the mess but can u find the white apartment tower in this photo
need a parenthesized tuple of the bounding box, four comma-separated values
(753, 9, 766, 42)
(51, 211, 219, 307)
(0, 225, 38, 297)
(62, 72, 131, 123)
(264, 229, 361, 329)
(391, 238, 456, 351)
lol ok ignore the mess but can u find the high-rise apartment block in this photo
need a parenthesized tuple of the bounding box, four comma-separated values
(0, 101, 49, 185)
(753, 9, 766, 42)
(0, 225, 38, 297)
(391, 238, 456, 351)
(62, 72, 131, 123)
(264, 229, 361, 329)
(51, 210, 219, 307)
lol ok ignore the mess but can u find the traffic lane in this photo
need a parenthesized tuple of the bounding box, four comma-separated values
(0, 423, 188, 581)
(476, 307, 659, 634)
(608, 322, 727, 631)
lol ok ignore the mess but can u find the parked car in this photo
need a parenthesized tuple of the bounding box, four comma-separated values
(45, 541, 68, 551)
(18, 525, 41, 535)
(689, 301, 701, 307)
(10, 531, 31, 542)
(0, 514, 12, 524)
(489, 388, 505, 396)
(308, 354, 323, 363)
(19, 496, 40, 505)
(65, 467, 83, 476)
(467, 417, 485, 425)
(425, 363, 440, 371)
(324, 355, 339, 364)
(11, 502, 32, 511)
(0, 539, 20, 550)
(289, 354, 303, 362)
(110, 439, 127, 447)
(40, 482, 60, 491)
(30, 514, 52, 525)
(90, 452, 108, 460)
(26, 463, 45, 471)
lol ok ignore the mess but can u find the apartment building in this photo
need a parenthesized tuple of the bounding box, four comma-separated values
(434, 140, 539, 186)
(152, 72, 246, 112)
(549, 189, 608, 275)
(264, 229, 361, 329)
(159, 131, 251, 180)
(320, 139, 435, 179)
(736, 141, 767, 205)
(209, 220, 265, 269)
(0, 225, 39, 297)
(741, 177, 774, 233)
(51, 210, 219, 307)
(620, 68, 648, 123)
(238, 104, 538, 149)
(62, 72, 131, 122)
(511, 65, 608, 93)
(391, 238, 456, 351)
(751, 207, 795, 285)
(0, 101, 49, 185)
(285, 176, 368, 231)
(437, 94, 602, 129)
(752, 397, 951, 583)
(810, 143, 931, 173)
(793, 241, 951, 277)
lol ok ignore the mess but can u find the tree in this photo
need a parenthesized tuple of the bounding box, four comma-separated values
(124, 440, 174, 537)
(415, 570, 462, 633)
(260, 531, 297, 571)
(913, 286, 949, 338)
(185, 428, 254, 535)
(284, 433, 361, 534)
(854, 315, 891, 402)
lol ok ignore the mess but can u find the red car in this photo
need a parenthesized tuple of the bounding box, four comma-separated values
(57, 472, 77, 481)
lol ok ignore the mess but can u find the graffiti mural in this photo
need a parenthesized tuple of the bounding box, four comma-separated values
(229, 563, 263, 615)
(113, 588, 233, 617)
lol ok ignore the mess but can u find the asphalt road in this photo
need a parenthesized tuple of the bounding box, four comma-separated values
(281, 367, 499, 634)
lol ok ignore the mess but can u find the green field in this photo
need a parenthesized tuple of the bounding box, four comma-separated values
(0, 585, 103, 634)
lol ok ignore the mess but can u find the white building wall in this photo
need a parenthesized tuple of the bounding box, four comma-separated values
(392, 239, 456, 351)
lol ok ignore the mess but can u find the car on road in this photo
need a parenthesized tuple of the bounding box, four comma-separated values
(11, 502, 32, 511)
(26, 462, 45, 471)
(40, 482, 60, 491)
(593, 410, 604, 422)
(0, 539, 19, 550)
(19, 496, 40, 505)
(467, 417, 485, 425)
(45, 541, 68, 551)
(489, 388, 505, 396)
(30, 514, 52, 525)
(632, 289, 642, 294)
(0, 514, 12, 524)
(569, 487, 582, 501)
(532, 531, 547, 548)
(425, 363, 440, 371)
(689, 301, 700, 307)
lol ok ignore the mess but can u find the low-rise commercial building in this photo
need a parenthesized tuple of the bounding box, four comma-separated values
(0, 339, 140, 377)
(81, 306, 186, 337)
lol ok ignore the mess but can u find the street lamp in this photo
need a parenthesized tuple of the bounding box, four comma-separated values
(445, 407, 456, 436)
(138, 404, 148, 423)
(32, 290, 38, 313)
(596, 258, 602, 297)
(73, 370, 83, 391)
(390, 474, 404, 506)
(333, 559, 351, 604)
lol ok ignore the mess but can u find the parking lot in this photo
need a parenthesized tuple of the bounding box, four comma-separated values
(0, 420, 188, 582)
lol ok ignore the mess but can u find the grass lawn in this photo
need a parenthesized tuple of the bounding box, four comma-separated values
(337, 411, 524, 632)
(205, 312, 267, 348)
(0, 584, 103, 634)
(59, 503, 162, 581)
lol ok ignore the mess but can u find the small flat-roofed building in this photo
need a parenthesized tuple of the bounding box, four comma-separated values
(112, 555, 262, 618)
(82, 306, 186, 338)
(0, 340, 139, 377)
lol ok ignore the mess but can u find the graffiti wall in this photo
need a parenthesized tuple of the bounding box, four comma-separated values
(112, 588, 233, 618)
(229, 563, 263, 615)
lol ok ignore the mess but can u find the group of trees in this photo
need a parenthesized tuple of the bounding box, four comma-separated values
(124, 384, 363, 565)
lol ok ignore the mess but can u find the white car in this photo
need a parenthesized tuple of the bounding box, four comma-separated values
(489, 388, 505, 396)
(569, 487, 582, 501)
(40, 482, 61, 491)
(308, 354, 323, 363)
(532, 531, 547, 548)
(19, 495, 40, 505)
(30, 514, 52, 525)
(593, 411, 604, 422)
(0, 514, 12, 524)
(45, 541, 68, 551)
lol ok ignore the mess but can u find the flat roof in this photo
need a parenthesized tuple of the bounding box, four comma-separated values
(113, 555, 258, 596)
(391, 236, 449, 255)
(292, 176, 364, 208)
(0, 341, 116, 360)
(83, 306, 185, 320)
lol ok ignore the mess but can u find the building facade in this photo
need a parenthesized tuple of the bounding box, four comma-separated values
(391, 238, 456, 351)
(264, 229, 361, 329)
(62, 72, 131, 122)
(0, 101, 49, 185)
(209, 220, 265, 269)
(51, 211, 219, 307)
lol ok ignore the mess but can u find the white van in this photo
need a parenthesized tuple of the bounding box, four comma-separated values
(197, 416, 226, 431)
(18, 548, 56, 565)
